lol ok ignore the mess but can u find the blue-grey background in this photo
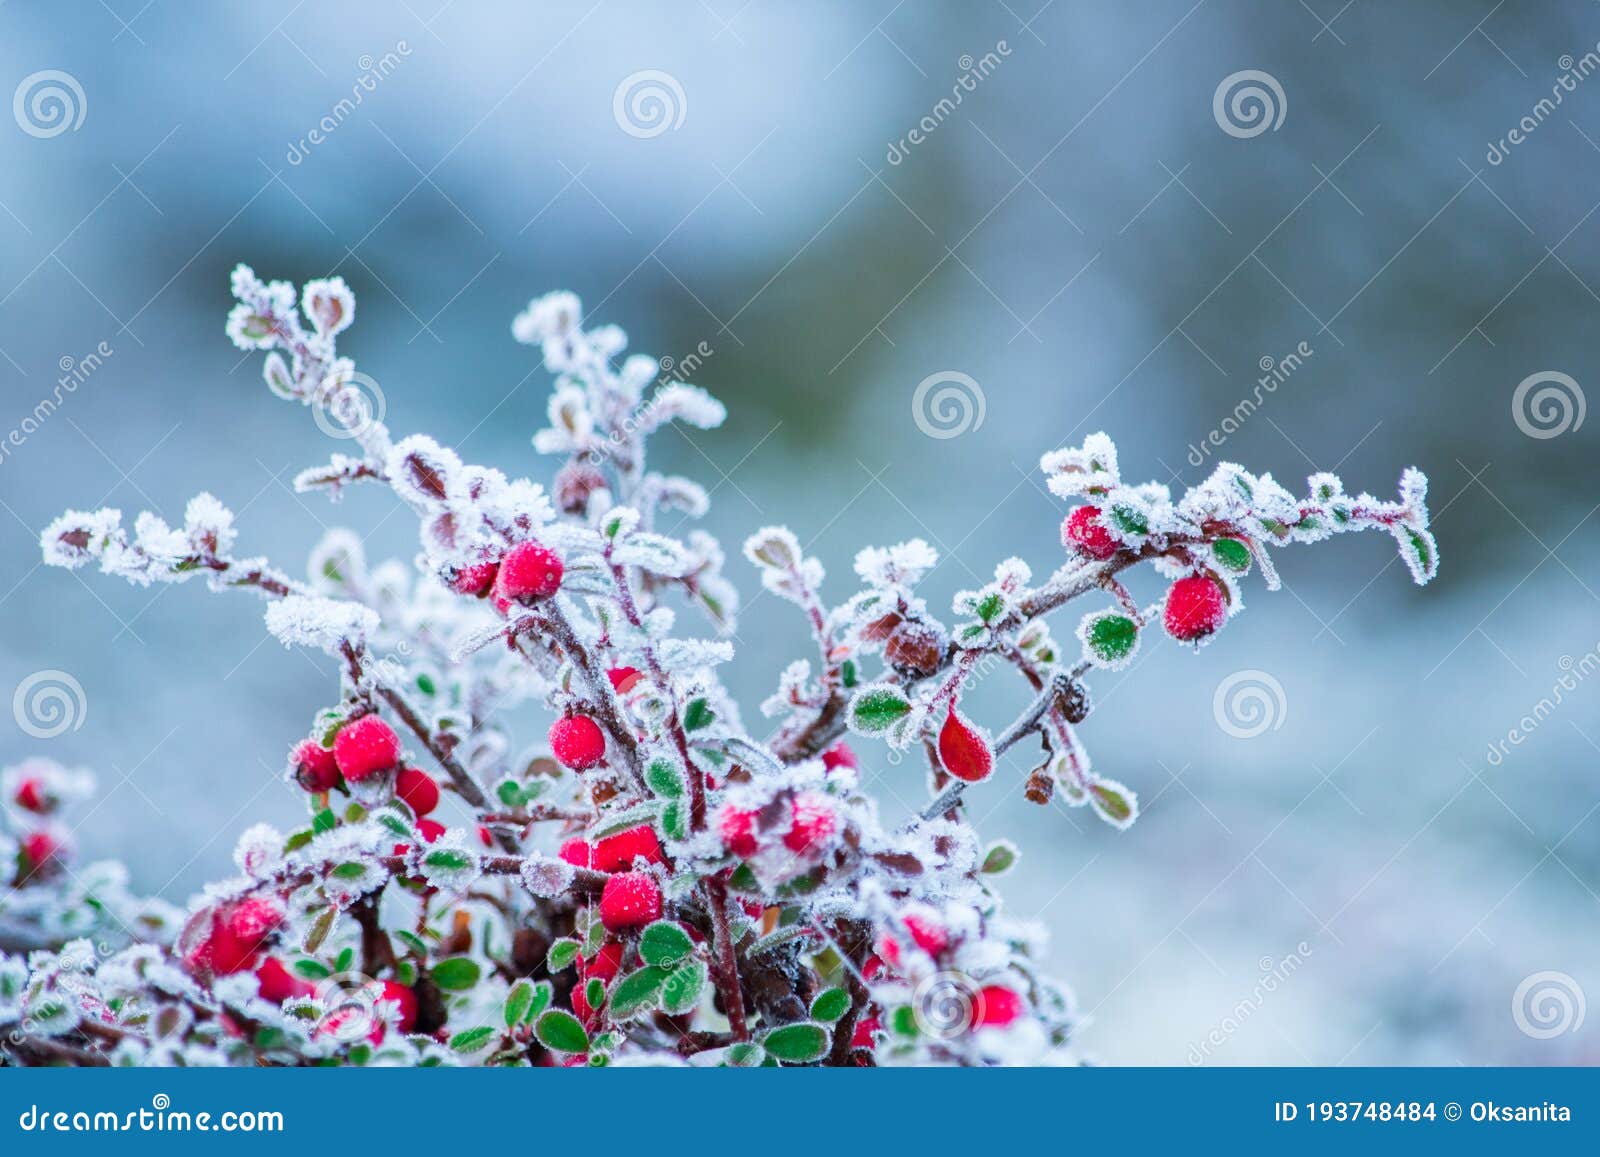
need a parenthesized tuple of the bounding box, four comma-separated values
(1, 1, 1597, 1064)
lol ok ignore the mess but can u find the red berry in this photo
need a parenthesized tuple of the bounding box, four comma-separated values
(333, 715, 401, 783)
(851, 1013, 881, 1049)
(493, 540, 564, 606)
(549, 714, 606, 771)
(783, 792, 837, 854)
(593, 825, 663, 872)
(19, 832, 59, 877)
(558, 837, 595, 868)
(13, 777, 48, 813)
(291, 740, 340, 793)
(971, 984, 1025, 1029)
(572, 982, 599, 1027)
(716, 805, 760, 858)
(606, 666, 641, 694)
(255, 957, 314, 1004)
(903, 912, 948, 956)
(873, 934, 902, 971)
(579, 939, 624, 983)
(225, 897, 285, 947)
(417, 818, 447, 843)
(1163, 574, 1227, 642)
(477, 824, 494, 848)
(395, 767, 441, 817)
(208, 920, 260, 976)
(862, 954, 887, 981)
(1062, 505, 1118, 560)
(938, 708, 993, 783)
(378, 980, 419, 1033)
(820, 742, 857, 773)
(449, 561, 498, 596)
(599, 871, 662, 932)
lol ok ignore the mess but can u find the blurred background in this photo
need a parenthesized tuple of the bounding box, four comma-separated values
(1, 1, 1597, 1064)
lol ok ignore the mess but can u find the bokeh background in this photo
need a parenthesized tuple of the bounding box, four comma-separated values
(2, 1, 1597, 1065)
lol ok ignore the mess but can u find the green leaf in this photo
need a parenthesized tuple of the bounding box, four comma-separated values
(661, 801, 688, 841)
(504, 979, 535, 1028)
(422, 848, 473, 872)
(840, 659, 858, 689)
(981, 839, 1019, 875)
(638, 921, 694, 968)
(1078, 611, 1139, 670)
(682, 697, 715, 732)
(496, 778, 525, 807)
(974, 591, 1005, 623)
(645, 758, 684, 799)
(810, 987, 850, 1022)
(303, 907, 336, 953)
(535, 1009, 590, 1054)
(1108, 503, 1148, 536)
(312, 808, 337, 835)
(526, 980, 553, 1021)
(291, 958, 330, 980)
(393, 929, 428, 955)
(760, 1021, 829, 1063)
(847, 684, 913, 735)
(608, 966, 670, 1019)
(547, 939, 581, 972)
(449, 1026, 497, 1053)
(724, 1041, 767, 1067)
(661, 961, 707, 1016)
(415, 672, 437, 697)
(1212, 538, 1251, 573)
(331, 861, 367, 880)
(334, 947, 355, 973)
(394, 960, 418, 987)
(584, 977, 606, 1009)
(431, 957, 481, 991)
(284, 828, 314, 853)
(1088, 778, 1138, 830)
(589, 801, 662, 840)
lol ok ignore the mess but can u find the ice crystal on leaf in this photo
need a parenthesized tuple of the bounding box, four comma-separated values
(8, 266, 1438, 1068)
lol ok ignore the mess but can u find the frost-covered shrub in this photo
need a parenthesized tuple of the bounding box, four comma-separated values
(3, 266, 1438, 1067)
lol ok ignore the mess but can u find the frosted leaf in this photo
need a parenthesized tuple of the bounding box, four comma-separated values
(183, 492, 237, 556)
(637, 384, 727, 435)
(40, 507, 123, 569)
(264, 594, 378, 653)
(657, 638, 735, 671)
(533, 385, 594, 456)
(656, 475, 710, 518)
(511, 290, 582, 345)
(1040, 432, 1119, 498)
(599, 506, 641, 540)
(854, 539, 939, 589)
(233, 824, 283, 878)
(742, 526, 801, 571)
(301, 277, 355, 338)
(308, 529, 367, 591)
(386, 435, 460, 508)
(1393, 523, 1440, 585)
(417, 835, 481, 895)
(519, 854, 575, 898)
(760, 660, 813, 717)
(1076, 609, 1140, 671)
(613, 533, 689, 577)
(225, 302, 277, 350)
